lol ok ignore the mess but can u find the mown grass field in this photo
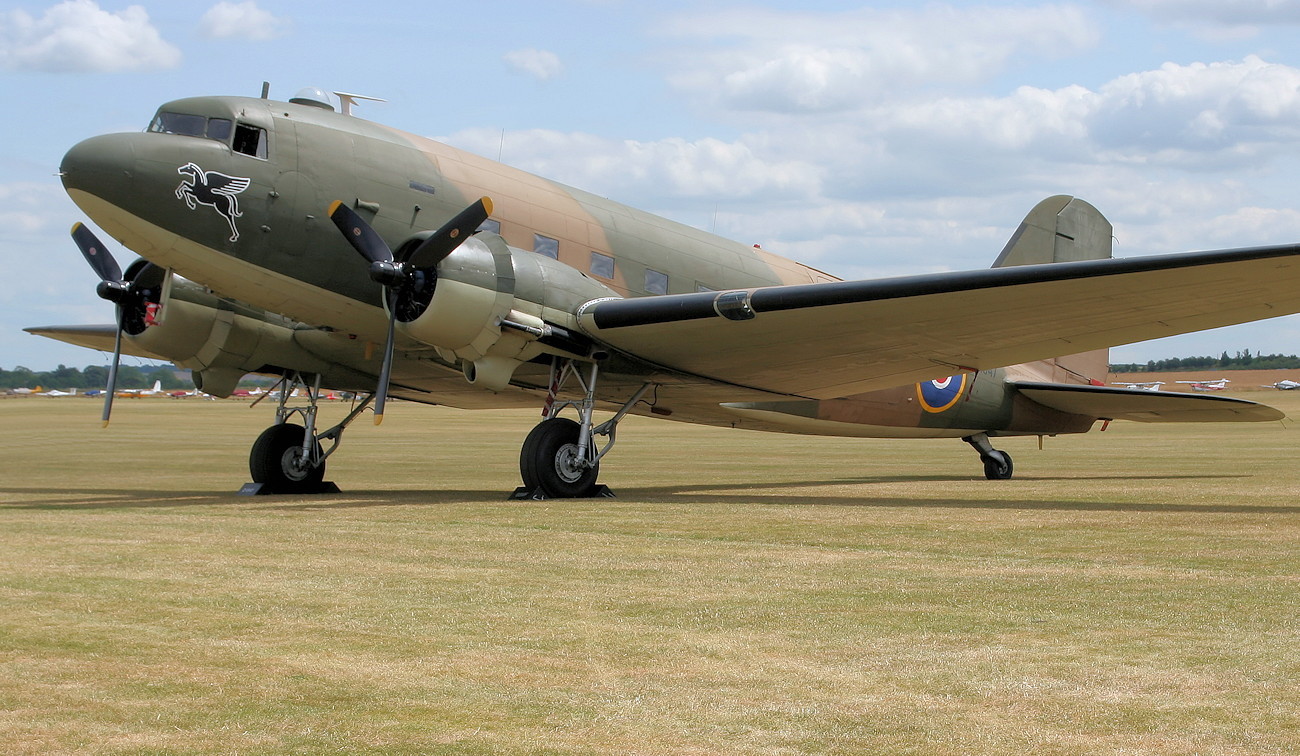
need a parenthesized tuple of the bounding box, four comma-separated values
(1, 394, 1298, 754)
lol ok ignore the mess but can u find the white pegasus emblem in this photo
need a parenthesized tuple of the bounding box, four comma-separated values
(175, 162, 251, 242)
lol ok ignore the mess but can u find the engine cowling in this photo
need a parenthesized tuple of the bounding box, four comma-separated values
(389, 231, 620, 390)
(124, 267, 330, 397)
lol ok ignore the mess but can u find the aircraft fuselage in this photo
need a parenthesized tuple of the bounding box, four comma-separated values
(58, 93, 1103, 443)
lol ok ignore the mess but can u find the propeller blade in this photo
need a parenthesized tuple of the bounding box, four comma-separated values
(403, 197, 493, 268)
(328, 200, 393, 265)
(373, 306, 397, 425)
(101, 324, 122, 427)
(71, 222, 123, 283)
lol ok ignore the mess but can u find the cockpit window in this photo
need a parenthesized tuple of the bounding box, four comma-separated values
(149, 112, 236, 143)
(150, 112, 208, 137)
(206, 118, 233, 141)
(233, 124, 268, 159)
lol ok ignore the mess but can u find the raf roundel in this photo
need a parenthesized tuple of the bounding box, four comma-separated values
(917, 374, 967, 413)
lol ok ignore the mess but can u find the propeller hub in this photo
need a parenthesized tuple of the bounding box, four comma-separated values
(95, 279, 131, 303)
(368, 260, 407, 287)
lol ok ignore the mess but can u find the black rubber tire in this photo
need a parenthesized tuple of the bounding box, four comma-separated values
(249, 423, 325, 493)
(982, 450, 1014, 480)
(519, 417, 600, 498)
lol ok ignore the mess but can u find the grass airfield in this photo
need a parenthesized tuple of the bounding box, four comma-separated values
(2, 394, 1298, 755)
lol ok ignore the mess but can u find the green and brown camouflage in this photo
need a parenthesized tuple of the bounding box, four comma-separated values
(36, 89, 1295, 489)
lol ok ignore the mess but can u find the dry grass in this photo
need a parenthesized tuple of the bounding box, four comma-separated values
(1, 394, 1298, 754)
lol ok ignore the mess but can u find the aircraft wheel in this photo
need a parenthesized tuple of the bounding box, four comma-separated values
(982, 450, 1014, 480)
(520, 417, 600, 498)
(250, 423, 324, 493)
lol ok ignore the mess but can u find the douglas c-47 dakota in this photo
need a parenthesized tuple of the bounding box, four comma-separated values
(29, 86, 1300, 497)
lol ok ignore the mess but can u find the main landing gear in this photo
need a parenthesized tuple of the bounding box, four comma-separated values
(963, 432, 1014, 480)
(240, 373, 373, 495)
(513, 359, 654, 500)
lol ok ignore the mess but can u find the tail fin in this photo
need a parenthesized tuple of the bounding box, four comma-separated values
(995, 196, 1114, 384)
(992, 195, 1112, 268)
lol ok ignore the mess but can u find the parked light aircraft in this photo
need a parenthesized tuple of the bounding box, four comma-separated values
(114, 380, 164, 398)
(35, 388, 78, 397)
(1266, 380, 1300, 390)
(1176, 379, 1231, 391)
(1111, 381, 1165, 391)
(27, 86, 1300, 496)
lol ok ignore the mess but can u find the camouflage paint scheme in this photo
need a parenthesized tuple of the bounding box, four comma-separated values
(44, 93, 1288, 456)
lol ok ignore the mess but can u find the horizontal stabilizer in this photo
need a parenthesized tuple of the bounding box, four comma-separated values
(1013, 381, 1284, 423)
(24, 324, 169, 362)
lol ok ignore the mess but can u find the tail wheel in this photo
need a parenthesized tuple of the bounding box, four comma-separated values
(250, 423, 325, 493)
(520, 417, 600, 498)
(982, 450, 1014, 480)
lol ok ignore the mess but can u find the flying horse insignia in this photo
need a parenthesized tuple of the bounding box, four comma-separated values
(175, 163, 251, 242)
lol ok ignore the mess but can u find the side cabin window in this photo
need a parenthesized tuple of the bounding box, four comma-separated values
(590, 252, 615, 280)
(645, 269, 669, 295)
(233, 124, 268, 159)
(533, 234, 559, 259)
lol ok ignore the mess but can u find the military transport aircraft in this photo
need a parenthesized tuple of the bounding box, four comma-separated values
(27, 86, 1300, 497)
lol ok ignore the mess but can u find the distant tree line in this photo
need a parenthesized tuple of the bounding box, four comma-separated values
(0, 364, 188, 391)
(1110, 350, 1300, 373)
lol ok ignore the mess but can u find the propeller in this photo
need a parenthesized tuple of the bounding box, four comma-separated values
(71, 222, 162, 426)
(328, 197, 493, 424)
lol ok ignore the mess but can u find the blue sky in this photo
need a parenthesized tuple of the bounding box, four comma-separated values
(4, 0, 1300, 371)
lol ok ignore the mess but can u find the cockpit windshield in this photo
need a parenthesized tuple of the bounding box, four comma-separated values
(149, 112, 233, 141)
(147, 110, 264, 158)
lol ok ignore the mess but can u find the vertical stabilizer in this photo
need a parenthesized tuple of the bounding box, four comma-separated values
(991, 195, 1112, 268)
(994, 196, 1114, 383)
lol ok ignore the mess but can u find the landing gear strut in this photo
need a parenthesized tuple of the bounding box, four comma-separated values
(240, 373, 373, 495)
(963, 432, 1014, 480)
(513, 359, 653, 500)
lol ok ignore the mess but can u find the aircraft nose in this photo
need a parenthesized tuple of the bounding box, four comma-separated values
(61, 132, 138, 201)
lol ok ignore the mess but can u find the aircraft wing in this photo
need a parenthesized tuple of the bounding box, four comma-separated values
(1012, 382, 1284, 422)
(23, 324, 170, 362)
(577, 243, 1300, 399)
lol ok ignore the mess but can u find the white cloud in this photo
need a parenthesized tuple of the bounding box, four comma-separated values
(662, 4, 1099, 113)
(0, 0, 180, 73)
(441, 128, 821, 205)
(1115, 0, 1300, 25)
(503, 48, 563, 81)
(200, 1, 288, 41)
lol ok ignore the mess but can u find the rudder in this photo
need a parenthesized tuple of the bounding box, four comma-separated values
(994, 196, 1114, 384)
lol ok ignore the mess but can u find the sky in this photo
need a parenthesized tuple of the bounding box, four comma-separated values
(3, 0, 1300, 371)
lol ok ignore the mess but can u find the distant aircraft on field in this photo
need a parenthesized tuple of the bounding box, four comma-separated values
(35, 388, 78, 397)
(1264, 379, 1300, 390)
(1111, 381, 1165, 391)
(115, 380, 164, 398)
(1176, 379, 1230, 391)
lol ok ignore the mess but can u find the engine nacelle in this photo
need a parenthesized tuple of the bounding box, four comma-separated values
(395, 233, 515, 362)
(392, 231, 620, 390)
(125, 268, 330, 397)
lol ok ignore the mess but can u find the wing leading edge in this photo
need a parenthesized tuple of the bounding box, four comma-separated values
(24, 324, 169, 361)
(576, 243, 1300, 399)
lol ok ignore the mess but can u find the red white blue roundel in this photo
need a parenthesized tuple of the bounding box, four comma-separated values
(917, 374, 967, 413)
